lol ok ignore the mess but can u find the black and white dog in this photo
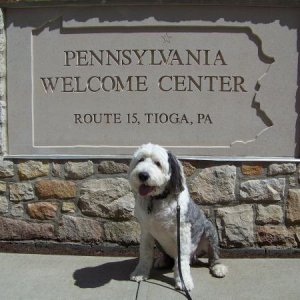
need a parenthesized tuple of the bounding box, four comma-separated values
(129, 143, 228, 291)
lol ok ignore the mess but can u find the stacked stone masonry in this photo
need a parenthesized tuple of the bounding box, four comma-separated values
(0, 159, 299, 254)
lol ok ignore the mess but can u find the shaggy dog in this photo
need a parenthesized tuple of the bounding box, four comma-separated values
(129, 143, 228, 291)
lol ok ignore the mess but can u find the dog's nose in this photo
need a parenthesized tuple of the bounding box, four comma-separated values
(139, 172, 150, 182)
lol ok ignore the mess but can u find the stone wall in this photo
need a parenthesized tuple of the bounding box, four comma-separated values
(0, 158, 299, 255)
(0, 8, 299, 256)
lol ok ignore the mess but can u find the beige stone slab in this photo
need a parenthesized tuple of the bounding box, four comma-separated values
(6, 6, 300, 157)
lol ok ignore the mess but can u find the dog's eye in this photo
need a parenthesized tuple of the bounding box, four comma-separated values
(155, 161, 161, 168)
(138, 157, 145, 163)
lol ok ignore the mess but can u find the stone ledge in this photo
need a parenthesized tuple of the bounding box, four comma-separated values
(0, 240, 140, 257)
(0, 0, 300, 8)
(1, 241, 300, 258)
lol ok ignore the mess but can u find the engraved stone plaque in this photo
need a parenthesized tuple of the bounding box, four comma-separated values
(6, 6, 300, 157)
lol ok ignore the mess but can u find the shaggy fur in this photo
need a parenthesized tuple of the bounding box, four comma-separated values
(129, 143, 228, 291)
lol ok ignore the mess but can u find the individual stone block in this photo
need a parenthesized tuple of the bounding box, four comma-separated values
(10, 203, 24, 217)
(61, 202, 76, 214)
(9, 182, 34, 202)
(0, 31, 5, 52)
(103, 220, 140, 245)
(18, 160, 49, 180)
(0, 100, 5, 124)
(0, 195, 8, 213)
(0, 160, 14, 178)
(241, 164, 264, 176)
(268, 163, 296, 176)
(188, 165, 236, 205)
(27, 202, 58, 220)
(286, 189, 300, 224)
(295, 227, 300, 245)
(35, 179, 76, 199)
(0, 80, 5, 101)
(240, 178, 285, 202)
(58, 215, 103, 242)
(288, 176, 297, 188)
(182, 161, 197, 177)
(256, 205, 283, 225)
(64, 161, 94, 179)
(79, 178, 134, 220)
(98, 161, 129, 174)
(0, 181, 6, 193)
(0, 217, 55, 240)
(51, 162, 62, 177)
(215, 204, 255, 248)
(0, 11, 4, 30)
(0, 52, 5, 77)
(256, 225, 297, 247)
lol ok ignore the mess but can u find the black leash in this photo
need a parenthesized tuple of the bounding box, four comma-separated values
(176, 202, 193, 300)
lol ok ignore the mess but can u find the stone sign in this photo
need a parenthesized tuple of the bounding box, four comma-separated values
(6, 6, 299, 157)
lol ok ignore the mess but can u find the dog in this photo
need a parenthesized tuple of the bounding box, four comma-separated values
(128, 143, 228, 291)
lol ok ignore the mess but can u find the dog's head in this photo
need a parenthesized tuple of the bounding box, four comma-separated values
(128, 143, 184, 198)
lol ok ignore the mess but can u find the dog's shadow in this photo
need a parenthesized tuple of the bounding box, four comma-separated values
(73, 258, 209, 289)
(73, 258, 138, 288)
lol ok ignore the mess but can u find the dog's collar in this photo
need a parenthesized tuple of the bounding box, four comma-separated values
(147, 189, 170, 214)
(151, 188, 170, 200)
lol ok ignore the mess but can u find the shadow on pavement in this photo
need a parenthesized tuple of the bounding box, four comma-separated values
(73, 257, 209, 290)
(73, 258, 138, 288)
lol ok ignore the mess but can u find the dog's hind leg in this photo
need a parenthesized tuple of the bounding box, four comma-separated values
(205, 221, 228, 278)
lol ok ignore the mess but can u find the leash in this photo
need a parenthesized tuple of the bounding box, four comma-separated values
(176, 201, 193, 300)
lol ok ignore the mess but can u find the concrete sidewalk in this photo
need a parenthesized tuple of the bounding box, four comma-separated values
(0, 253, 299, 300)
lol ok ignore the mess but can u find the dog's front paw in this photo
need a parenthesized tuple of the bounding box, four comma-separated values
(210, 263, 228, 278)
(175, 277, 194, 291)
(130, 268, 149, 282)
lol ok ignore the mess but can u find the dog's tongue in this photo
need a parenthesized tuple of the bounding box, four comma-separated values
(139, 184, 155, 196)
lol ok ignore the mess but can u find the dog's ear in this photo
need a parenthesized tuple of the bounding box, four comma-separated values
(168, 151, 184, 195)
